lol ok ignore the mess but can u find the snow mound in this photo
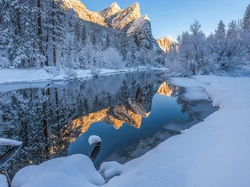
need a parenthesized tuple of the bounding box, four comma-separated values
(0, 138, 22, 146)
(12, 154, 105, 187)
(12, 165, 37, 187)
(0, 175, 8, 187)
(99, 161, 122, 182)
(170, 77, 209, 100)
(88, 135, 102, 145)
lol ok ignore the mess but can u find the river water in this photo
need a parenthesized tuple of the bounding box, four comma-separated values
(0, 70, 216, 177)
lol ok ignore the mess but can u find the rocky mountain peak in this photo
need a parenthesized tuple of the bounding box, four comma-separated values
(111, 2, 141, 30)
(157, 37, 173, 52)
(62, 0, 106, 26)
(100, 2, 121, 18)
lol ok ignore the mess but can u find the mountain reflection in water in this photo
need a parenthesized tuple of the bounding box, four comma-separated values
(70, 81, 174, 138)
(0, 70, 216, 178)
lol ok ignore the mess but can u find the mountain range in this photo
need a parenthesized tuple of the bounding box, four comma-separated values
(62, 0, 164, 56)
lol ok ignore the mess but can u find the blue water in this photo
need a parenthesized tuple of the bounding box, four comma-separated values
(68, 93, 189, 167)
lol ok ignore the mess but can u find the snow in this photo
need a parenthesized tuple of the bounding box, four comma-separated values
(127, 15, 150, 36)
(170, 77, 209, 100)
(99, 161, 122, 182)
(0, 138, 22, 146)
(12, 154, 105, 187)
(0, 67, 162, 86)
(10, 74, 250, 187)
(12, 165, 37, 187)
(0, 175, 8, 187)
(104, 75, 250, 187)
(88, 135, 102, 145)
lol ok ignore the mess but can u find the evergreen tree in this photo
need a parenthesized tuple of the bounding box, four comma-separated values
(214, 20, 227, 67)
(81, 23, 87, 46)
(243, 4, 250, 31)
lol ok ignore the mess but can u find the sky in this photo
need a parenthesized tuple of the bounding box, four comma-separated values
(81, 0, 249, 40)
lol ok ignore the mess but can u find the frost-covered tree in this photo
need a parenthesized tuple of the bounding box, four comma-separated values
(242, 4, 250, 60)
(243, 4, 250, 31)
(208, 20, 228, 70)
(224, 20, 243, 70)
(102, 47, 125, 69)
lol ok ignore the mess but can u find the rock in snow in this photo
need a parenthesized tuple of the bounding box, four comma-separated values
(88, 135, 102, 145)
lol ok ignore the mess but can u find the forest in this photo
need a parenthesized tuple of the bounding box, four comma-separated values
(0, 0, 250, 76)
(165, 4, 250, 75)
(0, 0, 161, 72)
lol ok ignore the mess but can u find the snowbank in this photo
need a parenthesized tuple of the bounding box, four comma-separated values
(11, 75, 250, 187)
(12, 154, 105, 187)
(0, 67, 164, 85)
(0, 175, 8, 187)
(0, 138, 22, 146)
(104, 75, 250, 187)
(99, 161, 122, 182)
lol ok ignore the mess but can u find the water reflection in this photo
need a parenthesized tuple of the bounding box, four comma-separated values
(0, 71, 168, 177)
(0, 70, 216, 178)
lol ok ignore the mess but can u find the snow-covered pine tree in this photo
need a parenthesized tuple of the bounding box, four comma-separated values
(243, 4, 250, 31)
(225, 20, 243, 70)
(214, 20, 227, 69)
(189, 20, 206, 74)
(242, 4, 250, 60)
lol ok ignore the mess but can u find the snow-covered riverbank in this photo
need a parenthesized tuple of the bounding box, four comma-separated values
(7, 75, 250, 187)
(0, 67, 164, 85)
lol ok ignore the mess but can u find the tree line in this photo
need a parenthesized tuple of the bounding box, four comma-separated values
(0, 0, 160, 71)
(165, 4, 250, 75)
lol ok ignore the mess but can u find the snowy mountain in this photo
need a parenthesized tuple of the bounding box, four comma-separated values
(157, 37, 173, 52)
(0, 0, 163, 70)
(62, 1, 163, 53)
(100, 2, 122, 19)
(61, 0, 106, 26)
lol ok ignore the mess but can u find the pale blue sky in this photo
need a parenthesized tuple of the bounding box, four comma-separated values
(81, 0, 249, 40)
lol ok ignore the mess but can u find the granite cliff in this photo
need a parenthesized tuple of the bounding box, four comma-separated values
(157, 37, 173, 52)
(62, 0, 163, 55)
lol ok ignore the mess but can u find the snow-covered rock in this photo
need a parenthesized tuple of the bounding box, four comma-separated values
(88, 135, 102, 145)
(0, 138, 22, 146)
(110, 3, 141, 30)
(0, 175, 8, 187)
(99, 161, 122, 182)
(12, 154, 105, 187)
(127, 15, 162, 51)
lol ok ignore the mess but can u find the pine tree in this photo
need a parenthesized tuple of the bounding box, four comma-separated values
(81, 23, 87, 46)
(214, 20, 227, 65)
(243, 4, 250, 31)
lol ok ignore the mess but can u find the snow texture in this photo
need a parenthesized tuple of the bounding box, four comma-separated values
(99, 161, 122, 182)
(12, 154, 105, 187)
(88, 135, 102, 145)
(0, 138, 22, 146)
(0, 174, 8, 187)
(170, 77, 209, 101)
(12, 165, 37, 187)
(11, 75, 250, 187)
(0, 67, 160, 85)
